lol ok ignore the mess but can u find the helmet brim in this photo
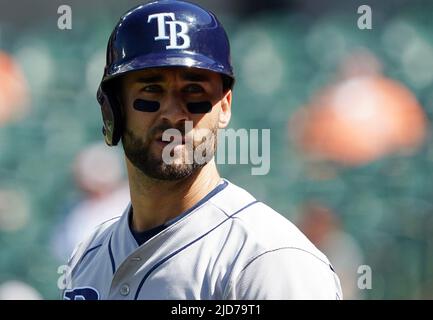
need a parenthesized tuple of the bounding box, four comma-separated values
(103, 51, 234, 83)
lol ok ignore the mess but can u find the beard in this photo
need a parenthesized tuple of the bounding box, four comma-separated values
(122, 122, 218, 181)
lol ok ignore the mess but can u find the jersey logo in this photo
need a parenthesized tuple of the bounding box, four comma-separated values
(63, 287, 100, 300)
(147, 12, 190, 49)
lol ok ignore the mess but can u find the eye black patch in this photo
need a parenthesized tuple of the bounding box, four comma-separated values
(133, 99, 160, 112)
(187, 101, 212, 114)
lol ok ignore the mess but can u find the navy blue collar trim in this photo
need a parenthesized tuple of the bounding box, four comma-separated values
(129, 179, 229, 246)
(165, 179, 228, 226)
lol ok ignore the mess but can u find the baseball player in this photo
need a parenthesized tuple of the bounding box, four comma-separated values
(62, 0, 343, 300)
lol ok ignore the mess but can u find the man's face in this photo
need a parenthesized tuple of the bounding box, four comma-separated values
(119, 67, 231, 180)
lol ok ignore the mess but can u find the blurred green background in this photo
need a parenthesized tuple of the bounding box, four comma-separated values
(0, 0, 433, 299)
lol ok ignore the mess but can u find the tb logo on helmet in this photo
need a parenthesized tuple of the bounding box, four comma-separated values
(148, 13, 190, 49)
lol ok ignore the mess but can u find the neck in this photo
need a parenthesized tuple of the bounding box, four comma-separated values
(126, 158, 221, 232)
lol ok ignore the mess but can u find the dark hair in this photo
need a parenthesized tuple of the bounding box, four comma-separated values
(221, 74, 234, 92)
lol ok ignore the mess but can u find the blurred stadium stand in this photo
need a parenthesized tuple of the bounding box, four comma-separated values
(0, 0, 433, 299)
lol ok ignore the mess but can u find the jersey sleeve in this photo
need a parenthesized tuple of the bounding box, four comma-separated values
(224, 248, 343, 300)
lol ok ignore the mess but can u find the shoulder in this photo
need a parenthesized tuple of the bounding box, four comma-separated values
(223, 201, 343, 299)
(225, 242, 342, 299)
(215, 180, 326, 260)
(237, 202, 326, 257)
(67, 215, 121, 269)
(213, 181, 342, 299)
(229, 201, 334, 277)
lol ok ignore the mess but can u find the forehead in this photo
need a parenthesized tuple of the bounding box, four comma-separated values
(122, 66, 221, 83)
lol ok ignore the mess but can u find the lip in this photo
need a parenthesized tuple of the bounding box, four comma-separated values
(153, 139, 186, 151)
(155, 135, 186, 144)
(155, 140, 170, 147)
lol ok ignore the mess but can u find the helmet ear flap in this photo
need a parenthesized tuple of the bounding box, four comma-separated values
(97, 85, 123, 146)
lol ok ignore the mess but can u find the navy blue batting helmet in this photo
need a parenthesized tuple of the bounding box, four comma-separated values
(97, 0, 235, 146)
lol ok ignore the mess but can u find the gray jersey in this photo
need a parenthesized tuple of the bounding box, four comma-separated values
(62, 179, 342, 300)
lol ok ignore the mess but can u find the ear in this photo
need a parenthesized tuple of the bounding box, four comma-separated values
(218, 90, 232, 129)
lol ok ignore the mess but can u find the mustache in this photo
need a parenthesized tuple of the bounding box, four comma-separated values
(149, 122, 189, 139)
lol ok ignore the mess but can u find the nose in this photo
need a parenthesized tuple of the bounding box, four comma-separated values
(159, 91, 189, 125)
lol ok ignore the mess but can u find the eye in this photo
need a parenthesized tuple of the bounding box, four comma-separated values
(183, 84, 205, 94)
(141, 84, 163, 93)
